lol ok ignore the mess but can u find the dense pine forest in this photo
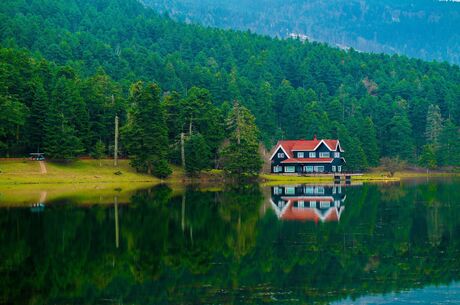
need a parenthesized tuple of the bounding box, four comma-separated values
(148, 0, 460, 64)
(1, 0, 460, 175)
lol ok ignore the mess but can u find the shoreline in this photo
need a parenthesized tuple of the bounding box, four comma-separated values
(0, 159, 458, 186)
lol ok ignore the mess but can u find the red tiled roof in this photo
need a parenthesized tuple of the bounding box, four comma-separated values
(281, 158, 333, 164)
(270, 137, 344, 160)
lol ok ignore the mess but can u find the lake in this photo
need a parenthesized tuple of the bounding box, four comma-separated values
(0, 179, 459, 304)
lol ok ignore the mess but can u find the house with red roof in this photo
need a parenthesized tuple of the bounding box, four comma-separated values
(269, 136, 346, 174)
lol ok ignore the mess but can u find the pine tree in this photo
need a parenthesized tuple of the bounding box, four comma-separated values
(221, 100, 262, 176)
(419, 144, 437, 170)
(387, 112, 415, 160)
(122, 82, 171, 178)
(179, 87, 224, 155)
(359, 117, 380, 167)
(425, 104, 443, 147)
(436, 119, 460, 167)
(333, 123, 368, 171)
(43, 104, 83, 160)
(92, 140, 106, 166)
(185, 133, 210, 176)
(27, 79, 48, 152)
(51, 71, 90, 151)
(300, 101, 331, 139)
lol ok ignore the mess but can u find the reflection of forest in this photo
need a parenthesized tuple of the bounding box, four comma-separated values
(0, 180, 459, 304)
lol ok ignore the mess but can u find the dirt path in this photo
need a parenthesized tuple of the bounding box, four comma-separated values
(38, 161, 47, 174)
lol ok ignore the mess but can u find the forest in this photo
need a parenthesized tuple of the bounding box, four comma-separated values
(148, 0, 460, 64)
(1, 0, 460, 176)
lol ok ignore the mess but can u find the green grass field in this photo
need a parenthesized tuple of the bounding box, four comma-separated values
(0, 159, 184, 185)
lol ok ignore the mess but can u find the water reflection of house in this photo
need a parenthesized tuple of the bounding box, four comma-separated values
(270, 185, 346, 223)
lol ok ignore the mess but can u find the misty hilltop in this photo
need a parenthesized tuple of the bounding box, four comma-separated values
(146, 0, 460, 64)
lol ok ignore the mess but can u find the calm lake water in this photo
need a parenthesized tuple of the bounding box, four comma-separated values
(0, 179, 459, 304)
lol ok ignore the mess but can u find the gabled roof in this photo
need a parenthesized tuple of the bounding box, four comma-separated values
(269, 137, 344, 161)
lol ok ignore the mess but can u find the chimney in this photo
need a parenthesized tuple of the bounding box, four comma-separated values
(313, 134, 317, 141)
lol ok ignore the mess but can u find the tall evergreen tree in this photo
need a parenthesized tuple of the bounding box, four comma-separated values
(359, 117, 380, 167)
(221, 101, 262, 176)
(425, 104, 443, 148)
(27, 79, 48, 152)
(184, 133, 211, 176)
(332, 123, 368, 171)
(419, 144, 437, 170)
(180, 87, 224, 155)
(387, 112, 415, 160)
(43, 103, 83, 160)
(51, 72, 90, 152)
(436, 119, 460, 166)
(122, 82, 171, 178)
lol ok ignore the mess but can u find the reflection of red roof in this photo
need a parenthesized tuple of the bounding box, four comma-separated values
(281, 158, 333, 164)
(281, 205, 342, 223)
(270, 137, 344, 160)
(270, 199, 344, 223)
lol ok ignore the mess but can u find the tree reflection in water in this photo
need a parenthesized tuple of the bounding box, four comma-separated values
(0, 180, 459, 304)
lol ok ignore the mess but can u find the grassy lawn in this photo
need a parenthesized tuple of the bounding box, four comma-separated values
(0, 159, 184, 185)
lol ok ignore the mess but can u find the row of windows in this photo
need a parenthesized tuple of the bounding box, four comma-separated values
(297, 152, 340, 158)
(273, 186, 326, 195)
(277, 152, 341, 158)
(273, 186, 343, 196)
(296, 201, 331, 208)
(273, 165, 342, 173)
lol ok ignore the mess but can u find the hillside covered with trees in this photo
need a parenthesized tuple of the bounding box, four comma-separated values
(1, 0, 460, 174)
(148, 0, 460, 64)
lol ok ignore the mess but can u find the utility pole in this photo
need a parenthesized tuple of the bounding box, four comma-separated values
(180, 132, 186, 169)
(114, 115, 119, 167)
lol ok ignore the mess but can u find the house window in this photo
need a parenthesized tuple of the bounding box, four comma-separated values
(285, 187, 295, 195)
(309, 201, 316, 208)
(273, 187, 282, 195)
(298, 200, 304, 208)
(315, 187, 325, 194)
(298, 152, 304, 158)
(305, 186, 314, 194)
(334, 152, 340, 158)
(309, 152, 316, 158)
(284, 166, 295, 173)
(338, 166, 342, 172)
(320, 201, 330, 208)
(273, 165, 283, 173)
(332, 166, 336, 172)
(277, 152, 285, 158)
(319, 152, 330, 158)
(304, 165, 313, 172)
(314, 166, 324, 172)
